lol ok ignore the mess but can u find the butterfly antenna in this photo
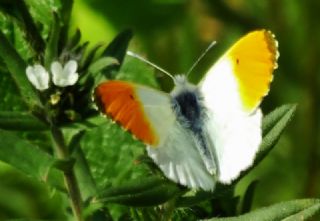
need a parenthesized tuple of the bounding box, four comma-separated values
(186, 41, 217, 77)
(127, 51, 175, 81)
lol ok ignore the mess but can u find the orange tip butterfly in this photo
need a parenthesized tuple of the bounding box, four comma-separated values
(94, 30, 279, 191)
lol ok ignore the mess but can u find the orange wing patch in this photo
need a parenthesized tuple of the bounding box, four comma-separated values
(94, 81, 158, 145)
(227, 30, 279, 112)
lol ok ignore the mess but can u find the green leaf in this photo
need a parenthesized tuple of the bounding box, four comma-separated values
(0, 129, 55, 181)
(44, 12, 60, 68)
(79, 42, 104, 71)
(0, 111, 47, 130)
(0, 1, 45, 53)
(25, 0, 58, 28)
(203, 199, 320, 221)
(0, 71, 27, 111)
(59, 0, 73, 51)
(97, 176, 181, 207)
(102, 29, 133, 69)
(257, 104, 297, 163)
(81, 120, 149, 190)
(240, 180, 258, 214)
(117, 56, 159, 87)
(52, 158, 75, 172)
(16, 0, 45, 54)
(176, 183, 232, 208)
(88, 57, 119, 75)
(72, 141, 97, 201)
(0, 31, 41, 109)
(66, 28, 81, 50)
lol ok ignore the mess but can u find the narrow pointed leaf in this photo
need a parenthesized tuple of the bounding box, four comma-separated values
(74, 148, 97, 201)
(0, 111, 47, 130)
(80, 42, 104, 71)
(59, 0, 73, 51)
(257, 104, 297, 162)
(66, 28, 81, 50)
(203, 199, 320, 221)
(44, 12, 60, 68)
(102, 29, 133, 68)
(16, 0, 45, 53)
(241, 180, 258, 214)
(88, 57, 119, 75)
(0, 31, 41, 108)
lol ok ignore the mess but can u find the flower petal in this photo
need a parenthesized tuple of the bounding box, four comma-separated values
(66, 71, 79, 85)
(51, 60, 79, 87)
(64, 60, 77, 74)
(26, 64, 49, 91)
(51, 61, 63, 86)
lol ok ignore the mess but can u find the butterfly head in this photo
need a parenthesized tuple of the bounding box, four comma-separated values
(172, 75, 197, 95)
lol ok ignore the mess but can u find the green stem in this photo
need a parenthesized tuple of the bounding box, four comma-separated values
(51, 126, 83, 221)
(161, 198, 176, 221)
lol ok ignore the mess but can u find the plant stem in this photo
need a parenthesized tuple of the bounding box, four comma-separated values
(51, 126, 83, 221)
(161, 199, 176, 221)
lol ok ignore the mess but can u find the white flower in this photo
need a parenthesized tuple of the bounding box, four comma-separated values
(26, 64, 49, 91)
(51, 60, 79, 87)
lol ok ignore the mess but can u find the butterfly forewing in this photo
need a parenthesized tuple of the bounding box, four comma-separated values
(200, 30, 279, 183)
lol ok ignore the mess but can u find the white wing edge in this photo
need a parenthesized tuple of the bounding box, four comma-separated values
(205, 108, 262, 183)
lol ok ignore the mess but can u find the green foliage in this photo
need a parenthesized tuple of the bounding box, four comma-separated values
(0, 1, 318, 221)
(0, 30, 41, 109)
(204, 199, 320, 221)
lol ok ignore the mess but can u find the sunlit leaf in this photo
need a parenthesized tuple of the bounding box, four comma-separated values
(25, 0, 59, 27)
(203, 199, 320, 221)
(257, 104, 297, 163)
(88, 57, 119, 75)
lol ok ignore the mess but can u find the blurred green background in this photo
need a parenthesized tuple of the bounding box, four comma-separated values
(1, 0, 320, 219)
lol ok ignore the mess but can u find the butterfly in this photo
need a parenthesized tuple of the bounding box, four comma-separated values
(94, 30, 279, 191)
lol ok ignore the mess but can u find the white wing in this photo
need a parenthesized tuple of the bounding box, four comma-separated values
(147, 121, 216, 191)
(136, 86, 216, 190)
(199, 30, 278, 183)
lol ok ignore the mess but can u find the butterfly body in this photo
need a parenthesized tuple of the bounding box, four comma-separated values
(95, 30, 279, 191)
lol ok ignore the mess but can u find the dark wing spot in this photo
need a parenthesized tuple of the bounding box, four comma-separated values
(236, 58, 240, 64)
